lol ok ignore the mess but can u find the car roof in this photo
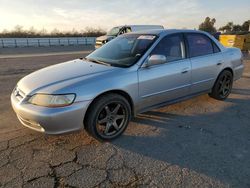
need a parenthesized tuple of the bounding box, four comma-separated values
(129, 29, 209, 36)
(115, 25, 163, 28)
(125, 29, 226, 53)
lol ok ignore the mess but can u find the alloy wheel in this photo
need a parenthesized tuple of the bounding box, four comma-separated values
(96, 102, 126, 138)
(218, 74, 232, 98)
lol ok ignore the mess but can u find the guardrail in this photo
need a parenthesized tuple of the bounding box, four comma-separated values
(0, 37, 96, 48)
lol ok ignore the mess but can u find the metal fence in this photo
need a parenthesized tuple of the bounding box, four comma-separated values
(0, 37, 96, 48)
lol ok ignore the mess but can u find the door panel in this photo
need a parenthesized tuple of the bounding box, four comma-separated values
(138, 59, 191, 111)
(185, 33, 224, 93)
(190, 53, 223, 93)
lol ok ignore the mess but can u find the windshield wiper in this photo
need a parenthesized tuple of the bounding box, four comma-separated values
(83, 58, 111, 66)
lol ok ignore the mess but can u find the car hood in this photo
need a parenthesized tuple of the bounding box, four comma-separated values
(17, 59, 117, 95)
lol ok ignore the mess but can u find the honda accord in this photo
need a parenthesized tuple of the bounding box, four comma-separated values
(11, 29, 244, 140)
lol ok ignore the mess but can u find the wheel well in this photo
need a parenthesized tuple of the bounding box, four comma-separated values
(223, 67, 234, 77)
(215, 68, 234, 83)
(84, 90, 134, 127)
(212, 67, 234, 90)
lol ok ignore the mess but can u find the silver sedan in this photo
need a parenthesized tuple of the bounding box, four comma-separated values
(11, 29, 244, 140)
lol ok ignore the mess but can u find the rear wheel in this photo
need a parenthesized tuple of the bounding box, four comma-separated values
(84, 93, 131, 141)
(209, 70, 233, 100)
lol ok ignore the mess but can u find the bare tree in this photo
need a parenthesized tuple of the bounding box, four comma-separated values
(0, 25, 106, 38)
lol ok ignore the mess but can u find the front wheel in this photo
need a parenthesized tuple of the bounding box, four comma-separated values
(209, 70, 233, 100)
(84, 93, 131, 141)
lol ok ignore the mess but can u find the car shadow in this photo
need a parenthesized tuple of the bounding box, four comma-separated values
(231, 88, 250, 96)
(112, 94, 250, 187)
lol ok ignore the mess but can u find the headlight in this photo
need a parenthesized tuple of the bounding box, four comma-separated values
(28, 94, 76, 107)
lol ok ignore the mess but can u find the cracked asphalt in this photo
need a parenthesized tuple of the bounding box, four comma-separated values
(0, 49, 250, 188)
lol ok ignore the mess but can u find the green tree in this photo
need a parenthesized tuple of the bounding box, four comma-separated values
(232, 25, 242, 32)
(241, 20, 250, 31)
(198, 17, 217, 33)
(219, 22, 234, 32)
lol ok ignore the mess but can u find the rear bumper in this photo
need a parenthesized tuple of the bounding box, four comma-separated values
(234, 64, 244, 81)
(11, 93, 91, 134)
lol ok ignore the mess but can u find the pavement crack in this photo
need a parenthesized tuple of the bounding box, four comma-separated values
(26, 175, 49, 183)
(49, 164, 60, 188)
(73, 151, 78, 163)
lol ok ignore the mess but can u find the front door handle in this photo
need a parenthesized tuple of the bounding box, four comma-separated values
(217, 60, 224, 66)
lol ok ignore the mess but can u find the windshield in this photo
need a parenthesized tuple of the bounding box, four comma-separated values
(86, 34, 157, 67)
(107, 27, 121, 36)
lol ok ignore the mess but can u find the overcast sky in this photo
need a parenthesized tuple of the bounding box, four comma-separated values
(0, 0, 249, 32)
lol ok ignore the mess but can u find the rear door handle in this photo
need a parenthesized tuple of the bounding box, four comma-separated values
(181, 68, 189, 74)
(182, 70, 188, 74)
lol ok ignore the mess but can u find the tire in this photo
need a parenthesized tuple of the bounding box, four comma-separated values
(209, 70, 233, 100)
(84, 93, 131, 141)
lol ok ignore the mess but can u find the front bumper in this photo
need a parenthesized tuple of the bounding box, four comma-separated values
(11, 93, 91, 134)
(95, 44, 102, 49)
(95, 41, 103, 49)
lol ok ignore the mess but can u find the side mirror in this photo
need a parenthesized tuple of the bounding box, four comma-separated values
(143, 55, 167, 67)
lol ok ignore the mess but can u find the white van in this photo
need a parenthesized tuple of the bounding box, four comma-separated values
(95, 25, 164, 48)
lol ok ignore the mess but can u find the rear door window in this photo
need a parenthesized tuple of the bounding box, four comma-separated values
(186, 33, 214, 57)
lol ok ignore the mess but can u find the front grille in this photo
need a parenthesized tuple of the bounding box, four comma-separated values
(13, 86, 26, 101)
